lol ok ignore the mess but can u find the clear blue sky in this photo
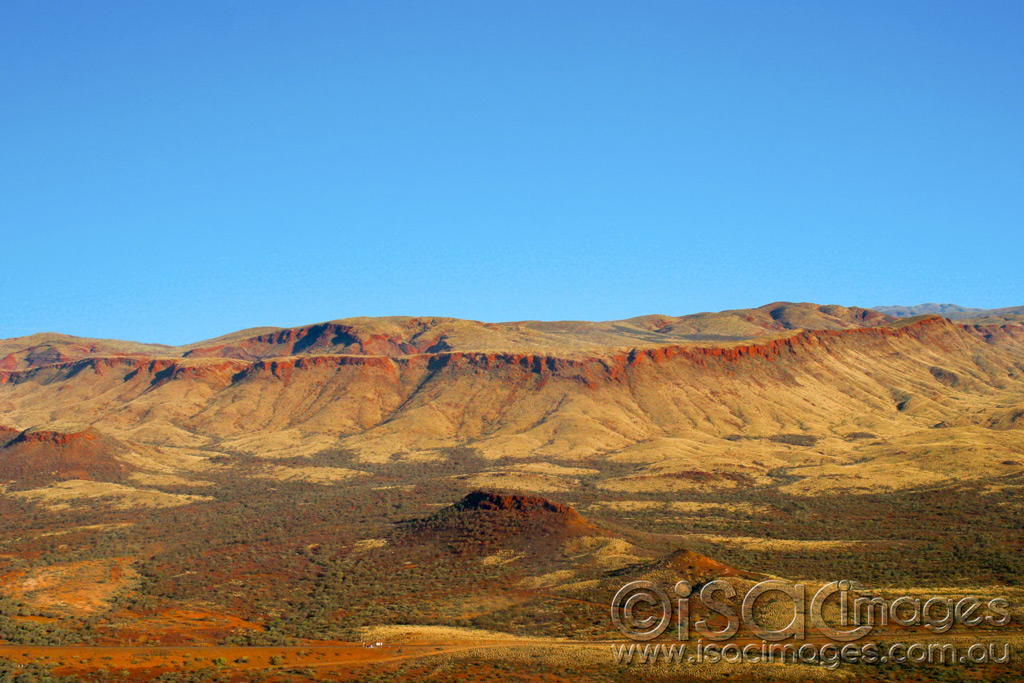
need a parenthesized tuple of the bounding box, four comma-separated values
(2, 2, 1022, 344)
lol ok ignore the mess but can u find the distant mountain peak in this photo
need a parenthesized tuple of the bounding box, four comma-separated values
(873, 304, 1024, 321)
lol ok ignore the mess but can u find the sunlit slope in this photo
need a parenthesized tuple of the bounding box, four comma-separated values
(1, 308, 1022, 495)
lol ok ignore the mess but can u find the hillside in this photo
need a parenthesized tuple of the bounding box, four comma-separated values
(1, 303, 1023, 500)
(0, 426, 131, 487)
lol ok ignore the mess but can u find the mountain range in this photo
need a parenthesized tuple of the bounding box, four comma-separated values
(2, 301, 1023, 503)
(873, 302, 1024, 322)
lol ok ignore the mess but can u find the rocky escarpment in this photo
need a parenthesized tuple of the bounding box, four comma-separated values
(0, 303, 955, 373)
(0, 315, 947, 388)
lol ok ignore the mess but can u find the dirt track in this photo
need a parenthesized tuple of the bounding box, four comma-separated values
(3, 628, 1022, 677)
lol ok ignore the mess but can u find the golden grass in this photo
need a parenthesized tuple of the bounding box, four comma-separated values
(8, 480, 211, 509)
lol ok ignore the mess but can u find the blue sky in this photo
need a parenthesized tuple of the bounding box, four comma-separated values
(2, 2, 1022, 344)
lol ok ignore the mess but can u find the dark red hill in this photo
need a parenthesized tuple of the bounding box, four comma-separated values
(0, 426, 132, 486)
